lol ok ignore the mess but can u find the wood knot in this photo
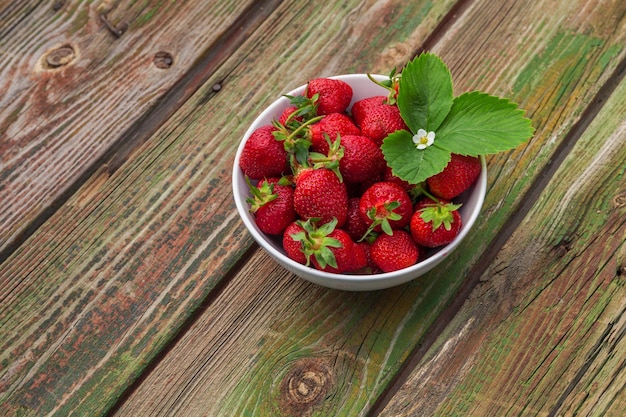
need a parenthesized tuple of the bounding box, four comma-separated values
(153, 51, 174, 69)
(279, 358, 334, 415)
(613, 191, 626, 208)
(52, 0, 65, 11)
(381, 43, 411, 69)
(44, 44, 75, 69)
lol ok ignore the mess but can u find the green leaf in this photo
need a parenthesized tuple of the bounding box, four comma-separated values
(397, 53, 454, 132)
(381, 219, 393, 236)
(436, 92, 534, 156)
(382, 130, 452, 185)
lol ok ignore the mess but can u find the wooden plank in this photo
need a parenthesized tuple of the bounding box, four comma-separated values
(0, 0, 266, 257)
(0, 0, 458, 415)
(379, 69, 626, 417)
(110, 0, 626, 416)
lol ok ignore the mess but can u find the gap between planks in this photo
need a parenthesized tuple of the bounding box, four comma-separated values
(366, 35, 626, 417)
(0, 0, 283, 266)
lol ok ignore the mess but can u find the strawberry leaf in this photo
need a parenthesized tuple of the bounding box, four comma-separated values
(397, 53, 453, 132)
(382, 130, 452, 185)
(435, 92, 535, 156)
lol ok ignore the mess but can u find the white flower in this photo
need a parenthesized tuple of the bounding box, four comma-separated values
(413, 129, 435, 149)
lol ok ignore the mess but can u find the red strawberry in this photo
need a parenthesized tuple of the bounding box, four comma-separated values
(278, 106, 301, 126)
(308, 113, 360, 154)
(306, 78, 353, 116)
(370, 230, 419, 272)
(338, 134, 385, 184)
(311, 228, 363, 273)
(283, 221, 308, 265)
(246, 177, 296, 235)
(360, 104, 409, 146)
(351, 95, 386, 127)
(279, 94, 318, 127)
(359, 181, 413, 236)
(410, 197, 462, 248)
(356, 241, 381, 274)
(427, 154, 482, 199)
(286, 218, 361, 273)
(239, 125, 289, 179)
(293, 168, 348, 227)
(344, 197, 369, 241)
(347, 240, 369, 273)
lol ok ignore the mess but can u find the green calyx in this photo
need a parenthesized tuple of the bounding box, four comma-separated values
(245, 176, 277, 213)
(359, 200, 402, 241)
(272, 114, 323, 166)
(282, 93, 320, 127)
(307, 134, 344, 182)
(290, 218, 342, 269)
(419, 201, 462, 231)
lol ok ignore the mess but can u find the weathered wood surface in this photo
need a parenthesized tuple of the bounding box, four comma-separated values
(1, 0, 625, 416)
(0, 0, 459, 415)
(379, 75, 626, 417)
(0, 0, 272, 258)
(110, 0, 626, 416)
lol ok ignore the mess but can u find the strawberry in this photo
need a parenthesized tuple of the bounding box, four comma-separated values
(359, 181, 413, 236)
(351, 95, 386, 127)
(344, 197, 369, 241)
(239, 125, 289, 179)
(360, 104, 409, 146)
(355, 241, 381, 274)
(246, 177, 296, 235)
(282, 221, 308, 265)
(410, 197, 462, 248)
(287, 218, 362, 273)
(338, 134, 385, 184)
(312, 228, 363, 273)
(279, 94, 318, 127)
(293, 168, 348, 227)
(308, 113, 360, 154)
(370, 230, 419, 272)
(278, 106, 301, 127)
(305, 78, 353, 116)
(427, 154, 482, 199)
(351, 241, 370, 272)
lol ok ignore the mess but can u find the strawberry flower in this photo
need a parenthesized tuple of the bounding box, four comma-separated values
(413, 129, 435, 150)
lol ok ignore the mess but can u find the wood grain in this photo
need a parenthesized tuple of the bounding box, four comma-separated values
(0, 0, 458, 415)
(379, 70, 626, 417)
(0, 0, 268, 257)
(110, 0, 626, 416)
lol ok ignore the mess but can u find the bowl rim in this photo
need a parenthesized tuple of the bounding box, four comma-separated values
(232, 74, 487, 288)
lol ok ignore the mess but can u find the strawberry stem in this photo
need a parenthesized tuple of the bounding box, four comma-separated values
(414, 183, 440, 204)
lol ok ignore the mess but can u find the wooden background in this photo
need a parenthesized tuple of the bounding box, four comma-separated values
(0, 0, 624, 416)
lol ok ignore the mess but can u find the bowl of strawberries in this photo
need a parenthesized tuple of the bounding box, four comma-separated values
(233, 54, 532, 291)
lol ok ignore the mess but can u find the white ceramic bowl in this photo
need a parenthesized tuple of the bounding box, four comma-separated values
(232, 74, 487, 291)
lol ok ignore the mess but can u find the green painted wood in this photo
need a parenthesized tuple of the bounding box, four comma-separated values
(380, 69, 626, 417)
(0, 0, 458, 415)
(0, 0, 261, 256)
(110, 0, 626, 416)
